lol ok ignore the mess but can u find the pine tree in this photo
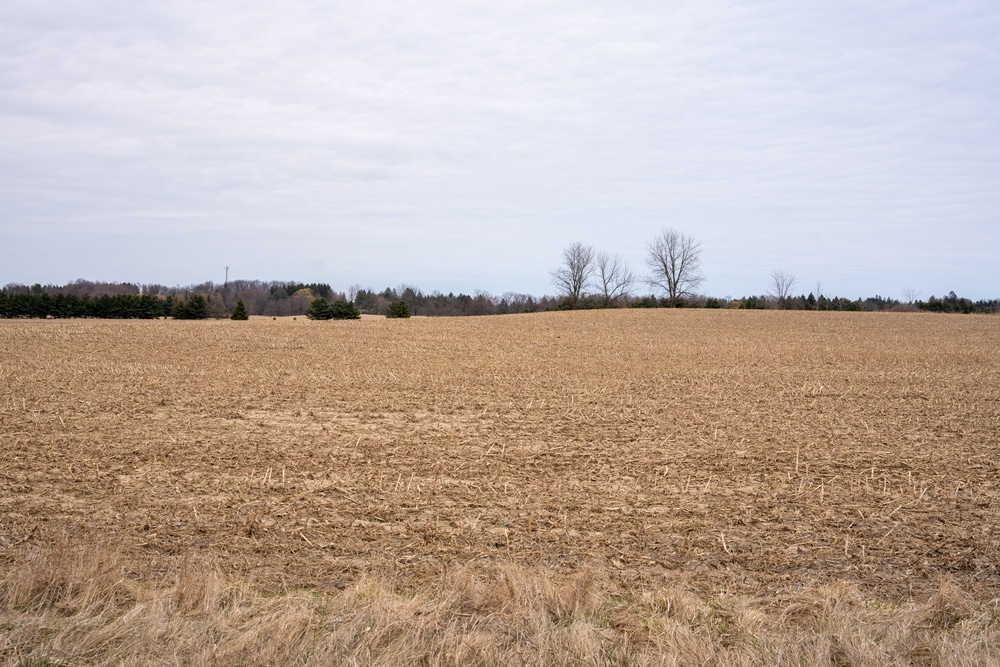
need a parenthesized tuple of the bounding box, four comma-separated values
(173, 295, 207, 319)
(231, 299, 250, 320)
(306, 298, 335, 320)
(385, 300, 411, 319)
(171, 297, 188, 319)
(330, 299, 361, 320)
(186, 295, 207, 319)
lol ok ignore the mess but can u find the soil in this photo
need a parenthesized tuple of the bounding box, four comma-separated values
(2, 310, 998, 600)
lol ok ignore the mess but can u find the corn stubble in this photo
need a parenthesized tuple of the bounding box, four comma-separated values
(1, 310, 999, 665)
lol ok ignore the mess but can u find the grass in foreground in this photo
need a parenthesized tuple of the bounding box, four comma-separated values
(2, 540, 999, 666)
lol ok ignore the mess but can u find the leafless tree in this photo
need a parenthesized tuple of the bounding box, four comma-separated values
(645, 228, 704, 307)
(595, 251, 635, 307)
(902, 287, 921, 304)
(770, 271, 797, 309)
(551, 242, 595, 307)
(205, 294, 229, 319)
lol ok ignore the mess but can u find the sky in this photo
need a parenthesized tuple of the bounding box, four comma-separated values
(2, 0, 998, 301)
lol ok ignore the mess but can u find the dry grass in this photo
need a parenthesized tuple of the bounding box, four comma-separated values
(1, 310, 999, 663)
(2, 540, 999, 665)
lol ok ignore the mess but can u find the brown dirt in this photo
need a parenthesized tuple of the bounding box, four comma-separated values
(1, 310, 998, 601)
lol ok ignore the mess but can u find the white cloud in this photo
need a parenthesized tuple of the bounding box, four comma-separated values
(1, 0, 998, 298)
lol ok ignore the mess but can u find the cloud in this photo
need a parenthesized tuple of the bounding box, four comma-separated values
(1, 0, 998, 298)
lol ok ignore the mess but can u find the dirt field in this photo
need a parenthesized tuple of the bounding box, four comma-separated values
(2, 310, 999, 603)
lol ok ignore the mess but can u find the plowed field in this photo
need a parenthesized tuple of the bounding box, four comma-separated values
(2, 310, 998, 600)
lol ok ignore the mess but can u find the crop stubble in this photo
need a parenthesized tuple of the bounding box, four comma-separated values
(1, 310, 998, 600)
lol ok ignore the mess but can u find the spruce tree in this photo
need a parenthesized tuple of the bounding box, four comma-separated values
(170, 297, 189, 319)
(385, 300, 411, 318)
(330, 299, 361, 320)
(231, 299, 250, 320)
(173, 295, 208, 319)
(186, 295, 208, 319)
(305, 298, 335, 320)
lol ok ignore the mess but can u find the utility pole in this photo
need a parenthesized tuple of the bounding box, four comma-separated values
(224, 266, 229, 289)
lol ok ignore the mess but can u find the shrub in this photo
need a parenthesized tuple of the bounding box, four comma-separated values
(386, 301, 411, 319)
(630, 297, 660, 309)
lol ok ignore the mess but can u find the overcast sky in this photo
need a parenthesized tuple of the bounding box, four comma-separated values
(2, 1, 998, 300)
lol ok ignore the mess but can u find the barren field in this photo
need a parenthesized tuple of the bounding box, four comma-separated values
(2, 310, 999, 663)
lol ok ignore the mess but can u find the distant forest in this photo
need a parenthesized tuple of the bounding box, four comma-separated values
(0, 279, 996, 319)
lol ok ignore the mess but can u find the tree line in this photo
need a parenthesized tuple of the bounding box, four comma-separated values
(549, 228, 998, 314)
(0, 280, 342, 320)
(4, 279, 992, 320)
(2, 236, 996, 319)
(0, 280, 561, 319)
(0, 289, 230, 320)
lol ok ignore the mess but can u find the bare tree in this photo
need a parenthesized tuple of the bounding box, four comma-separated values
(595, 251, 635, 307)
(770, 271, 796, 309)
(902, 287, 921, 304)
(551, 242, 595, 307)
(645, 228, 704, 307)
(205, 294, 229, 319)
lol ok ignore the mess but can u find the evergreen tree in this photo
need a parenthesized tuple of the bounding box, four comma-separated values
(305, 298, 335, 320)
(172, 295, 207, 319)
(30, 292, 51, 318)
(171, 297, 188, 319)
(186, 295, 207, 319)
(136, 294, 160, 318)
(231, 299, 250, 320)
(162, 295, 175, 318)
(329, 299, 361, 320)
(385, 300, 411, 318)
(9, 293, 32, 317)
